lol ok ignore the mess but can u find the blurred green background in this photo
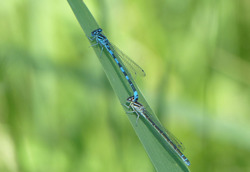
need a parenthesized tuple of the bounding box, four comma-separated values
(1, 0, 250, 172)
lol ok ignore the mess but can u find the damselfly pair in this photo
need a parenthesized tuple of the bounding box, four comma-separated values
(88, 28, 190, 166)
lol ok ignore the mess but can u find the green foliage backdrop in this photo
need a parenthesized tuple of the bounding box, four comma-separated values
(0, 0, 250, 172)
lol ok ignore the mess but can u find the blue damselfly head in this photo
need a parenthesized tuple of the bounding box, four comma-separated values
(91, 28, 103, 36)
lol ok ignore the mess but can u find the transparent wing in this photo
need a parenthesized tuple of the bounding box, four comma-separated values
(109, 42, 146, 78)
(142, 109, 185, 152)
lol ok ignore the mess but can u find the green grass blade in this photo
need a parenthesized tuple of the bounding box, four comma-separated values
(68, 0, 190, 171)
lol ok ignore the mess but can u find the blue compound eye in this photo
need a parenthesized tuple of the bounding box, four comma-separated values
(98, 28, 102, 32)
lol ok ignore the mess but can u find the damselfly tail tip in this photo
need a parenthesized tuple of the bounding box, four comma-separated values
(186, 160, 191, 166)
